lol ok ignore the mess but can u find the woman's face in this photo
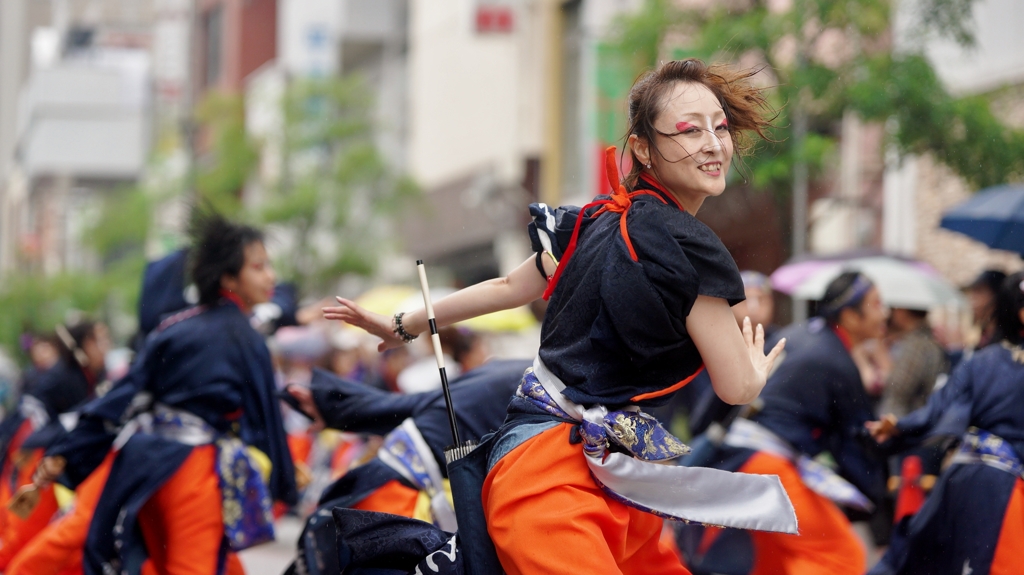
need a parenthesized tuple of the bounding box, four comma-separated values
(222, 241, 276, 311)
(636, 82, 733, 209)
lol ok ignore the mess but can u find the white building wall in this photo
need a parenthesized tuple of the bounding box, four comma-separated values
(897, 0, 1024, 96)
(278, 0, 342, 77)
(887, 0, 1024, 284)
(406, 0, 527, 188)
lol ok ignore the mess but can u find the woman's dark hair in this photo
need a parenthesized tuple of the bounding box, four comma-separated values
(818, 271, 873, 324)
(55, 320, 97, 368)
(995, 271, 1024, 345)
(189, 209, 264, 305)
(623, 58, 775, 190)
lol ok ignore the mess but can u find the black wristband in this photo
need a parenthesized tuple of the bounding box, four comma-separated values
(392, 312, 418, 343)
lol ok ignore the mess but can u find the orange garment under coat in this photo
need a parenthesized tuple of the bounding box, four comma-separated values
(0, 447, 59, 570)
(6, 451, 115, 575)
(991, 477, 1024, 575)
(137, 444, 242, 575)
(0, 419, 34, 534)
(351, 478, 420, 518)
(737, 451, 865, 575)
(483, 422, 690, 575)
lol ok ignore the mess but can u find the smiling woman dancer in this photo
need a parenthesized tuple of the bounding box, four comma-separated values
(326, 59, 792, 575)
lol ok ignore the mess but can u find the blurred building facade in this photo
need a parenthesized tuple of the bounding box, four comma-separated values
(251, 0, 637, 286)
(884, 0, 1024, 285)
(0, 0, 157, 277)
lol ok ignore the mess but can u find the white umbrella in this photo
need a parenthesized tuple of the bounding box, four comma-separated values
(789, 256, 964, 310)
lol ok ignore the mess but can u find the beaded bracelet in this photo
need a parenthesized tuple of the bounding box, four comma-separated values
(392, 312, 418, 343)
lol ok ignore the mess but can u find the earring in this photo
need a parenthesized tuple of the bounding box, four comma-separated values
(645, 163, 651, 169)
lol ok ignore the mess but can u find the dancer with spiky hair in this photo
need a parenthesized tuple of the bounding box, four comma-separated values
(27, 210, 296, 575)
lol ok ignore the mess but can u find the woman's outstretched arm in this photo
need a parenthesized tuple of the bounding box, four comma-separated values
(687, 295, 786, 405)
(323, 255, 554, 351)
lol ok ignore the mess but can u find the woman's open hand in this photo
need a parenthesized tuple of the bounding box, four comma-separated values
(744, 316, 786, 385)
(322, 297, 405, 351)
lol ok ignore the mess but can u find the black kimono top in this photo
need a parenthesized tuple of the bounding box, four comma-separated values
(529, 174, 744, 408)
(49, 301, 297, 505)
(752, 319, 885, 502)
(898, 342, 1024, 458)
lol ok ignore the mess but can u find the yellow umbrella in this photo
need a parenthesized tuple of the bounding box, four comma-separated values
(352, 285, 538, 333)
(459, 307, 537, 332)
(353, 285, 417, 316)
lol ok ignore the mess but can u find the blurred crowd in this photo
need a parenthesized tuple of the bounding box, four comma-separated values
(0, 240, 1016, 574)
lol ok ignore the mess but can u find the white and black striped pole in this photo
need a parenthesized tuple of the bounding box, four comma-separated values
(416, 259, 462, 447)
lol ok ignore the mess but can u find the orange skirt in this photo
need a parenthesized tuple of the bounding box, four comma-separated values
(991, 477, 1024, 575)
(351, 478, 420, 518)
(0, 447, 59, 569)
(138, 445, 236, 575)
(483, 422, 690, 575)
(739, 451, 865, 575)
(6, 451, 116, 575)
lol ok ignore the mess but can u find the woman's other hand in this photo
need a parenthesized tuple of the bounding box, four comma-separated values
(322, 297, 405, 351)
(744, 316, 786, 386)
(690, 297, 784, 405)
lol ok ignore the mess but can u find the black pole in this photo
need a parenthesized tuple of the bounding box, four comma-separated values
(416, 260, 461, 446)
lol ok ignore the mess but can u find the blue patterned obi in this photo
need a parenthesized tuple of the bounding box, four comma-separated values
(377, 418, 458, 532)
(518, 367, 690, 461)
(951, 427, 1024, 478)
(508, 361, 799, 534)
(150, 405, 275, 551)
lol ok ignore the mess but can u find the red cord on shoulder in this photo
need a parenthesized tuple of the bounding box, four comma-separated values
(543, 146, 671, 300)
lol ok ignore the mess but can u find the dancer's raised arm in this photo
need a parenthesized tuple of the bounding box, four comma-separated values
(688, 295, 786, 405)
(323, 254, 555, 351)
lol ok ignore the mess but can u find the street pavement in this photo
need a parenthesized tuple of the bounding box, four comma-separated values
(238, 516, 303, 575)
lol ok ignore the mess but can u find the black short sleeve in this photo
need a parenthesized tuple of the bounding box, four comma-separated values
(527, 203, 581, 260)
(537, 193, 745, 406)
(627, 201, 745, 315)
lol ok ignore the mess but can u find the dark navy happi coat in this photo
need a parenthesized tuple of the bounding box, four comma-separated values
(48, 300, 297, 575)
(0, 358, 95, 472)
(873, 343, 1024, 575)
(680, 320, 886, 575)
(290, 358, 530, 575)
(717, 319, 885, 501)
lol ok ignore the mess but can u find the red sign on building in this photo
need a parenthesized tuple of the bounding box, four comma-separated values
(476, 4, 514, 34)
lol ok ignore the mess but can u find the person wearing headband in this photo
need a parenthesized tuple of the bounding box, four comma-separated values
(680, 271, 888, 574)
(0, 320, 109, 571)
(738, 271, 779, 340)
(865, 271, 1024, 575)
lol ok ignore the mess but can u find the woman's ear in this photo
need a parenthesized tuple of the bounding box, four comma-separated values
(1017, 307, 1024, 327)
(628, 134, 650, 167)
(221, 272, 239, 295)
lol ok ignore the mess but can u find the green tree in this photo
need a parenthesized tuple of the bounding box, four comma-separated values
(194, 93, 259, 215)
(259, 76, 417, 294)
(0, 76, 416, 359)
(609, 0, 1024, 251)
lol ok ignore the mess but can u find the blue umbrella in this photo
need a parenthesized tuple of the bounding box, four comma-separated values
(940, 184, 1024, 254)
